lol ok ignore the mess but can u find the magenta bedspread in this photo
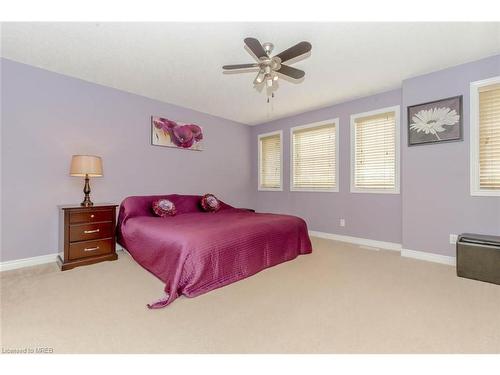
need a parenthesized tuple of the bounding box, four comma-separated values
(117, 195, 312, 308)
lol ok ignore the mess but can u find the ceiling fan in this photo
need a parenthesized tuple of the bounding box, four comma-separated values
(222, 37, 312, 88)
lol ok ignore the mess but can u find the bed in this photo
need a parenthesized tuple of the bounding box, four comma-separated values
(117, 194, 312, 308)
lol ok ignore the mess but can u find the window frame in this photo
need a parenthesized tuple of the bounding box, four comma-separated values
(350, 105, 401, 194)
(257, 130, 283, 192)
(289, 118, 340, 193)
(470, 75, 500, 196)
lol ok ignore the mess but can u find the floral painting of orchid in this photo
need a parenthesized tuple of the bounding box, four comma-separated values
(407, 96, 462, 146)
(151, 116, 203, 150)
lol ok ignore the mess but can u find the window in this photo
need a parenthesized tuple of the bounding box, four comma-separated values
(471, 76, 500, 196)
(258, 130, 282, 191)
(350, 106, 400, 193)
(290, 119, 339, 192)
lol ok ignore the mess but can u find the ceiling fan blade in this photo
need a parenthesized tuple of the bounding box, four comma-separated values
(222, 63, 259, 70)
(277, 64, 305, 79)
(275, 41, 312, 63)
(244, 37, 268, 59)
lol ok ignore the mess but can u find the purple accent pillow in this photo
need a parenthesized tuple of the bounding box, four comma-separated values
(152, 199, 176, 217)
(200, 194, 220, 212)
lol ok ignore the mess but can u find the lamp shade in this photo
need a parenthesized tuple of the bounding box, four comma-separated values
(70, 155, 103, 177)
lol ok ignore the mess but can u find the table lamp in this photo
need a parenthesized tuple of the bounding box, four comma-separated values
(70, 155, 103, 207)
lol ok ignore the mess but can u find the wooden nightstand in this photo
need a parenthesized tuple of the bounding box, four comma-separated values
(57, 204, 118, 271)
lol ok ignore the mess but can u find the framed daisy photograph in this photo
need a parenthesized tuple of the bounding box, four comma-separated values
(407, 95, 463, 146)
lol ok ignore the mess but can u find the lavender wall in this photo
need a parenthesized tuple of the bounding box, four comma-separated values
(250, 89, 403, 244)
(251, 54, 500, 257)
(1, 58, 254, 262)
(402, 54, 500, 256)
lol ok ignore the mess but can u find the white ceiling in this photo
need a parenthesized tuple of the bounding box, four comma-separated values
(2, 22, 499, 125)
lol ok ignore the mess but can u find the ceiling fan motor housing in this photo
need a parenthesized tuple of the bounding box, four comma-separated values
(262, 42, 274, 55)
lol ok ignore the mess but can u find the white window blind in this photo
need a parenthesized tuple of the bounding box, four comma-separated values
(478, 84, 500, 190)
(352, 110, 398, 192)
(259, 132, 281, 190)
(292, 122, 337, 191)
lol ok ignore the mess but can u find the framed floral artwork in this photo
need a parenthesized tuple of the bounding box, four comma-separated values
(407, 95, 463, 146)
(151, 116, 203, 151)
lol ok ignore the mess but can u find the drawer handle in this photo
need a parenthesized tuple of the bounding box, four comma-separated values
(84, 246, 100, 252)
(90, 214, 95, 218)
(84, 229, 100, 234)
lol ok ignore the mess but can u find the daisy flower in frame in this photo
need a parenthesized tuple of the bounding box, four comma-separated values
(410, 107, 460, 140)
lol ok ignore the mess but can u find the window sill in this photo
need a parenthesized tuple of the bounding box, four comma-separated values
(470, 189, 500, 197)
(290, 187, 339, 193)
(258, 187, 283, 192)
(350, 188, 400, 194)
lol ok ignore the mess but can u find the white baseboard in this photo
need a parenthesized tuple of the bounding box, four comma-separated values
(309, 230, 455, 266)
(401, 248, 456, 266)
(0, 253, 59, 272)
(1, 243, 126, 272)
(309, 230, 402, 251)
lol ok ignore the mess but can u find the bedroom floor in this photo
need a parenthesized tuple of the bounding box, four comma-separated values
(1, 236, 500, 354)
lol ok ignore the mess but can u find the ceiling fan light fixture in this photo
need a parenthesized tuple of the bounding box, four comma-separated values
(254, 71, 265, 85)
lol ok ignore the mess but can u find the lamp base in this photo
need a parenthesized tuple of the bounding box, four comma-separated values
(81, 175, 94, 207)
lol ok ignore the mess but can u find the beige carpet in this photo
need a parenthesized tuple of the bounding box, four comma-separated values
(1, 237, 499, 354)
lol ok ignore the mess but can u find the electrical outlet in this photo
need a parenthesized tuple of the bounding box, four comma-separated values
(340, 218, 346, 227)
(449, 234, 458, 244)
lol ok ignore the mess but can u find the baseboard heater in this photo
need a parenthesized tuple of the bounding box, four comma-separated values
(457, 233, 500, 285)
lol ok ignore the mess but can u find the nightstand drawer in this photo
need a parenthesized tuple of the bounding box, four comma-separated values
(69, 222, 114, 242)
(70, 209, 113, 224)
(69, 239, 113, 260)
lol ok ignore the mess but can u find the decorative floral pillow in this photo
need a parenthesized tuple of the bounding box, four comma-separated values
(152, 199, 177, 217)
(200, 194, 220, 213)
